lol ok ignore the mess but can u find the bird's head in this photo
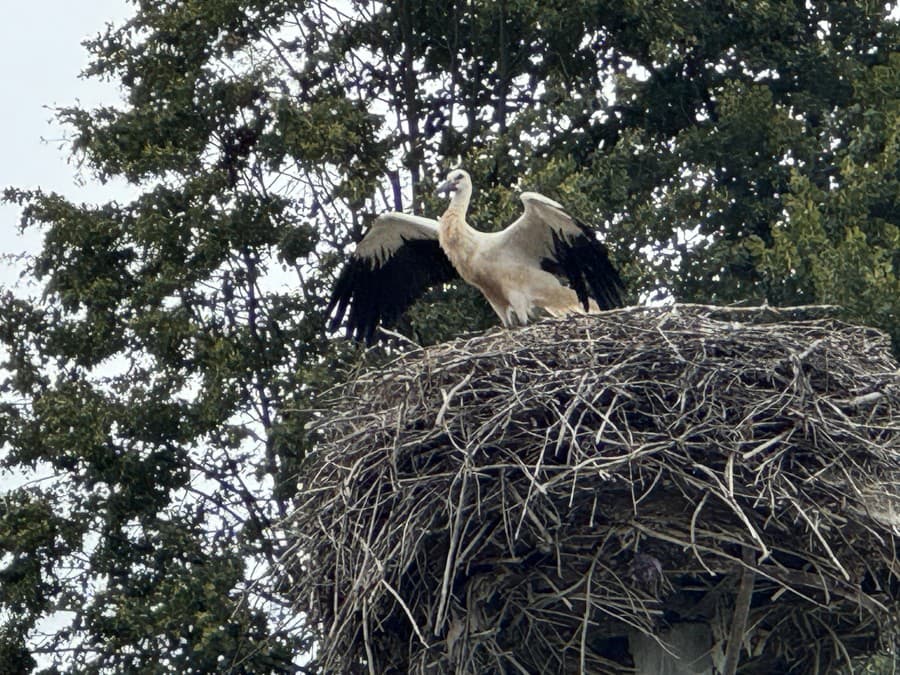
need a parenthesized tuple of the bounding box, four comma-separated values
(435, 169, 471, 197)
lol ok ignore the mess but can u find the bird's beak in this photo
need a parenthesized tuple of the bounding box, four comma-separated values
(435, 179, 455, 196)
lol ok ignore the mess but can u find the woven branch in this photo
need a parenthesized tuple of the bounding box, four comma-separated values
(282, 305, 900, 673)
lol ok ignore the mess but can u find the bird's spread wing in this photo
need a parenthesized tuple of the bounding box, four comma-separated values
(327, 212, 459, 343)
(501, 192, 624, 310)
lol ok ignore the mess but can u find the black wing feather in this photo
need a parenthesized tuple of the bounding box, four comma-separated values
(541, 220, 625, 311)
(327, 238, 459, 344)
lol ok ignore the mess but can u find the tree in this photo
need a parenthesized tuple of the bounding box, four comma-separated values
(759, 51, 900, 349)
(1, 0, 896, 671)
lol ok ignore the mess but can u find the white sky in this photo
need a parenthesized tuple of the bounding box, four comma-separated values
(1, 1, 134, 283)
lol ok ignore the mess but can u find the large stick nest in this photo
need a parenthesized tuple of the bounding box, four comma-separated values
(283, 305, 900, 673)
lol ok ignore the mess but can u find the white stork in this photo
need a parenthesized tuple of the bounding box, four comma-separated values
(327, 169, 624, 343)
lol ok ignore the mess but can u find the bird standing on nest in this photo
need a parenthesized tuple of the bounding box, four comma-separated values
(328, 169, 625, 343)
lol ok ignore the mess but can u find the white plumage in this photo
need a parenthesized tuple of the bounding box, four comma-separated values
(328, 169, 624, 343)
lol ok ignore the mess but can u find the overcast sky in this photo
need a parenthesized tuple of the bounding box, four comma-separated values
(1, 1, 134, 282)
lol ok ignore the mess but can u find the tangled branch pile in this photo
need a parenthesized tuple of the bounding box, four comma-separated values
(283, 305, 900, 673)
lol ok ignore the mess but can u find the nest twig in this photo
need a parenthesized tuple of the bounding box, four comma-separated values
(282, 305, 900, 673)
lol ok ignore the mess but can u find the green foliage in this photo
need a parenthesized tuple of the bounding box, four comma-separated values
(760, 51, 900, 348)
(0, 0, 897, 671)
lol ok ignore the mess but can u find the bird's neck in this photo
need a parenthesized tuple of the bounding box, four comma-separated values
(440, 185, 474, 233)
(440, 186, 474, 237)
(445, 184, 472, 218)
(438, 186, 478, 271)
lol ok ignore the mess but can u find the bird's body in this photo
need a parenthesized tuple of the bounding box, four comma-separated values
(439, 207, 586, 326)
(328, 170, 624, 343)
